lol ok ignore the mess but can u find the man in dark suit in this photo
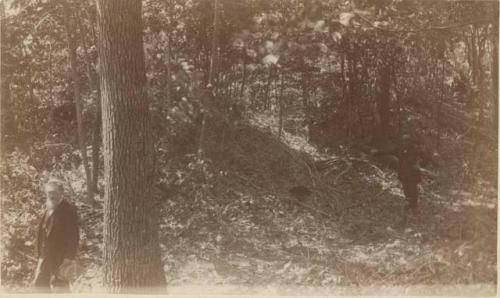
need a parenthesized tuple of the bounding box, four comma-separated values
(397, 135, 427, 213)
(32, 179, 79, 292)
(372, 134, 430, 214)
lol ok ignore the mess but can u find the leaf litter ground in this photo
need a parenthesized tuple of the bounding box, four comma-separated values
(1, 113, 496, 294)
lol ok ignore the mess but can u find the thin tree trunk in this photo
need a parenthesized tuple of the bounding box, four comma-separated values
(48, 42, 53, 102)
(477, 32, 485, 121)
(492, 14, 499, 136)
(359, 55, 370, 137)
(198, 0, 219, 159)
(470, 27, 487, 177)
(86, 5, 104, 195)
(96, 0, 166, 292)
(0, 1, 14, 141)
(165, 35, 172, 106)
(227, 67, 232, 100)
(278, 69, 285, 140)
(23, 48, 36, 105)
(240, 54, 247, 98)
(90, 91, 102, 194)
(470, 26, 477, 84)
(264, 65, 274, 110)
(78, 17, 101, 195)
(302, 71, 310, 140)
(436, 59, 444, 151)
(341, 53, 346, 102)
(347, 51, 354, 141)
(390, 57, 402, 141)
(63, 4, 94, 205)
(164, 0, 174, 100)
(375, 59, 391, 144)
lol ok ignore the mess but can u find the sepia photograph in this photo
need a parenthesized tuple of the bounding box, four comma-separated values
(0, 0, 498, 295)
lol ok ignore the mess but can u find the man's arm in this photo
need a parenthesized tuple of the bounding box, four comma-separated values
(58, 207, 79, 281)
(63, 206, 79, 260)
(36, 214, 44, 259)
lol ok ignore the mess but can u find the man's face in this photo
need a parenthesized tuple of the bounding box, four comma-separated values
(45, 184, 63, 210)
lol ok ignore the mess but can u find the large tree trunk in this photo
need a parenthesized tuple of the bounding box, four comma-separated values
(63, 3, 94, 205)
(96, 0, 166, 292)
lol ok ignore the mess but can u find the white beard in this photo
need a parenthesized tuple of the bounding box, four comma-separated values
(46, 200, 61, 212)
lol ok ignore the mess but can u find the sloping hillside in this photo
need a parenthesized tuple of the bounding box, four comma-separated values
(1, 112, 496, 294)
(77, 113, 496, 293)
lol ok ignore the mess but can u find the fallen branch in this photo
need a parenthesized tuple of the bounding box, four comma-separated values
(35, 143, 72, 150)
(353, 6, 489, 34)
(456, 127, 473, 141)
(373, 187, 388, 200)
(333, 161, 352, 185)
(284, 196, 333, 219)
(233, 172, 267, 192)
(320, 159, 343, 177)
(344, 156, 387, 174)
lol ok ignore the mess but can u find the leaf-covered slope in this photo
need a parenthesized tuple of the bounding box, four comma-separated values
(1, 114, 496, 293)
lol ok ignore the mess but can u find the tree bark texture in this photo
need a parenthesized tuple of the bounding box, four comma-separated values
(96, 0, 166, 292)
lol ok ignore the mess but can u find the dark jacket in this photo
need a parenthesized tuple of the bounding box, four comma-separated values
(36, 200, 79, 272)
(375, 142, 430, 184)
(398, 144, 423, 183)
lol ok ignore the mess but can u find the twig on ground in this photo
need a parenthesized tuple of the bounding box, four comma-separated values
(373, 187, 388, 201)
(456, 127, 472, 141)
(283, 196, 333, 219)
(334, 161, 352, 185)
(233, 172, 266, 191)
(35, 143, 72, 150)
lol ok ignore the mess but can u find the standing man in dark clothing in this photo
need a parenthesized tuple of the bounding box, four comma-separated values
(32, 179, 79, 292)
(373, 134, 430, 214)
(397, 135, 427, 213)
